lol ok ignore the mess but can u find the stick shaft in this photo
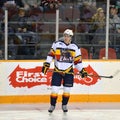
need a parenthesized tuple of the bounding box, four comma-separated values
(88, 74, 113, 78)
(48, 70, 113, 78)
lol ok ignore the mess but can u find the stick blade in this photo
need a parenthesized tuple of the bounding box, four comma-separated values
(101, 75, 113, 78)
(109, 75, 113, 78)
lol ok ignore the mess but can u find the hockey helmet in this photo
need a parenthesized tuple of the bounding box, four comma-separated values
(63, 29, 73, 36)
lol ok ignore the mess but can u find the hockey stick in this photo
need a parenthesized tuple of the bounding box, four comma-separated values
(75, 72, 113, 78)
(87, 74, 113, 78)
(48, 70, 113, 78)
(83, 69, 120, 79)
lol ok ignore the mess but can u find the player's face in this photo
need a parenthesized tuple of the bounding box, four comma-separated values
(63, 34, 72, 44)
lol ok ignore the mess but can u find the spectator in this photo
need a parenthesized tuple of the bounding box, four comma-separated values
(79, 1, 97, 44)
(77, 19, 90, 44)
(78, 1, 96, 21)
(109, 5, 120, 54)
(40, 0, 62, 12)
(22, 0, 42, 10)
(2, 0, 17, 10)
(79, 2, 95, 21)
(90, 7, 106, 44)
(1, 1, 18, 20)
(15, 0, 24, 8)
(47, 1, 55, 11)
(109, 5, 120, 33)
(10, 8, 28, 32)
(40, 0, 52, 9)
(89, 7, 106, 58)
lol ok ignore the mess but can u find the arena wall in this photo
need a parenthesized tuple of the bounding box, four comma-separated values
(0, 60, 120, 103)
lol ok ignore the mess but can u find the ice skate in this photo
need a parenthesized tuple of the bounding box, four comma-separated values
(62, 105, 68, 112)
(48, 105, 55, 113)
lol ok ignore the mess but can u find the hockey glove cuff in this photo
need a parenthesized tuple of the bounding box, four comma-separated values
(80, 68, 88, 78)
(42, 62, 50, 74)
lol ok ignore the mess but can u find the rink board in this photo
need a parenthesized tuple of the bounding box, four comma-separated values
(0, 94, 120, 103)
(0, 60, 120, 103)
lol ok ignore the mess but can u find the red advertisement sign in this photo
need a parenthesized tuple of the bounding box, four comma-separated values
(9, 65, 101, 88)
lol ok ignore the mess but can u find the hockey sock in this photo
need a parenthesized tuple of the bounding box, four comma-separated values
(62, 92, 70, 105)
(50, 93, 58, 106)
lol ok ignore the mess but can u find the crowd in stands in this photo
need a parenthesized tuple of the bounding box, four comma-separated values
(0, 0, 120, 59)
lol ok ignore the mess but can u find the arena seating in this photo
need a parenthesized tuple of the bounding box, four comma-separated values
(99, 48, 117, 59)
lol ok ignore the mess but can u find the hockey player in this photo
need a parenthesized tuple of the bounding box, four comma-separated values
(41, 29, 88, 113)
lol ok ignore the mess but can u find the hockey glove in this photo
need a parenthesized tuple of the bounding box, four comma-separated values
(80, 68, 88, 78)
(42, 62, 50, 74)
